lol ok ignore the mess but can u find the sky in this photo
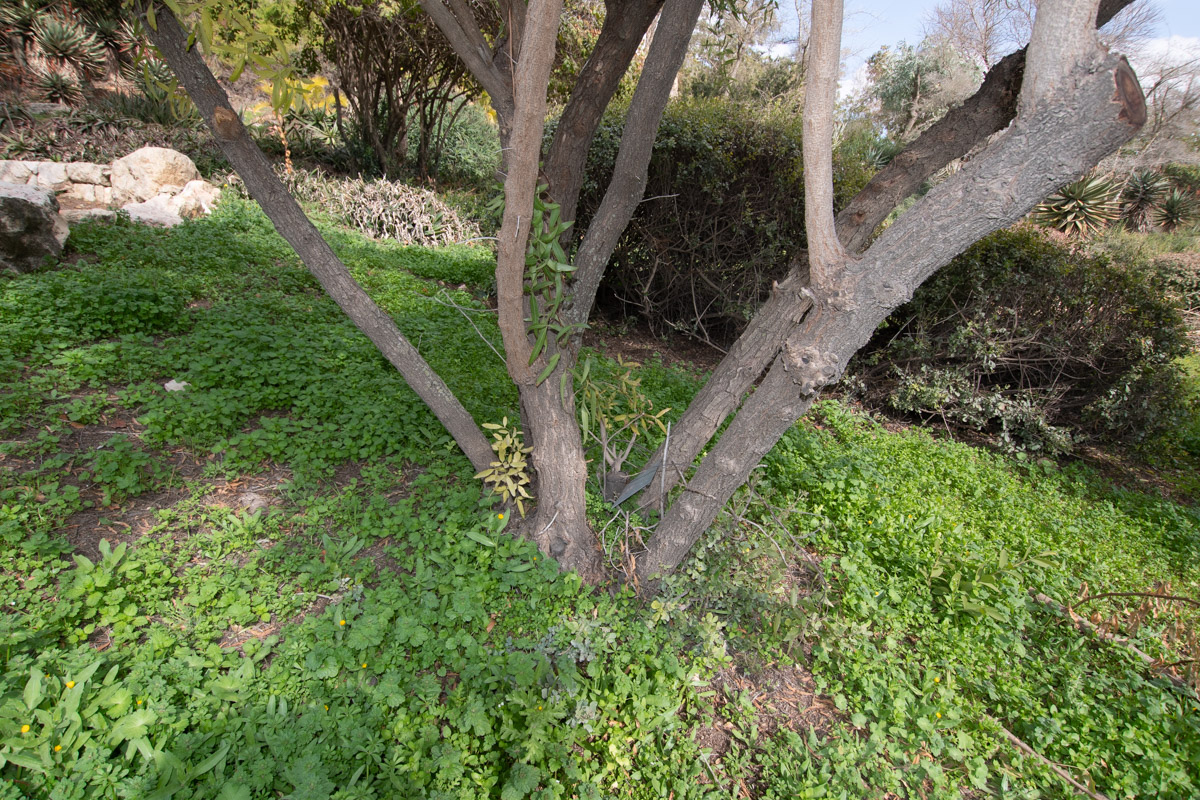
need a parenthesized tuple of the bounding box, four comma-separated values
(770, 0, 1200, 93)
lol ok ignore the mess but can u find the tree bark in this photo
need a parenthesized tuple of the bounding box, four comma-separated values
(543, 0, 665, 224)
(635, 51, 1146, 582)
(143, 6, 495, 474)
(636, 0, 1138, 510)
(565, 0, 707, 327)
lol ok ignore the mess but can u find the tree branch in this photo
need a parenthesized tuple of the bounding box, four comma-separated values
(494, 0, 564, 384)
(802, 0, 849, 285)
(637, 46, 1145, 581)
(543, 0, 665, 223)
(140, 4, 495, 473)
(418, 0, 513, 123)
(566, 0, 706, 327)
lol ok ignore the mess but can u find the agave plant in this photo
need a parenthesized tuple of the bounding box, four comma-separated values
(1120, 170, 1170, 232)
(33, 14, 106, 80)
(1154, 189, 1198, 232)
(1033, 175, 1122, 237)
(33, 67, 83, 105)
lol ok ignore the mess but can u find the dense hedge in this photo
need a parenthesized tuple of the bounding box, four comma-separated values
(847, 228, 1192, 450)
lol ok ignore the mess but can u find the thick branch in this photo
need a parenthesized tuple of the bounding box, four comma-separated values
(565, 0, 706, 327)
(637, 52, 1145, 581)
(802, 0, 848, 285)
(638, 0, 1138, 509)
(418, 0, 513, 123)
(543, 0, 665, 223)
(495, 0, 563, 384)
(1022, 0, 1103, 109)
(142, 6, 495, 473)
(837, 0, 1136, 253)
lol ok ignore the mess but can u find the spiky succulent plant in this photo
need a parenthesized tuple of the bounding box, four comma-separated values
(33, 14, 106, 79)
(1033, 175, 1121, 237)
(1120, 170, 1171, 232)
(1154, 189, 1197, 232)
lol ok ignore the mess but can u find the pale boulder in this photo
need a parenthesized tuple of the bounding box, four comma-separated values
(122, 195, 183, 228)
(110, 147, 200, 205)
(0, 182, 69, 273)
(166, 180, 221, 218)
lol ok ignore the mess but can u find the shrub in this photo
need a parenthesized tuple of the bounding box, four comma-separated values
(283, 168, 480, 247)
(574, 97, 881, 346)
(848, 228, 1192, 448)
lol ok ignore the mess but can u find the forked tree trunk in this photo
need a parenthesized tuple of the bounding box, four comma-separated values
(635, 47, 1146, 581)
(143, 7, 495, 475)
(636, 0, 1140, 512)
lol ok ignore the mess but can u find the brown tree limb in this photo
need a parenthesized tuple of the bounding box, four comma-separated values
(1031, 592, 1192, 692)
(141, 5, 495, 473)
(494, 0, 564, 385)
(802, 0, 849, 286)
(636, 45, 1146, 581)
(637, 0, 1139, 509)
(565, 0, 707, 328)
(1073, 591, 1200, 610)
(543, 0, 665, 224)
(418, 0, 513, 125)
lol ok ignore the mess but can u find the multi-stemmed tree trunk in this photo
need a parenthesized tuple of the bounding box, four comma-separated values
(146, 0, 1144, 587)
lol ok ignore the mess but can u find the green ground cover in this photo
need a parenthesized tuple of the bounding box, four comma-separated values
(1, 201, 1197, 798)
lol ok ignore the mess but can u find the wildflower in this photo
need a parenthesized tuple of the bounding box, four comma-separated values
(537, 705, 543, 711)
(936, 712, 942, 719)
(324, 705, 329, 711)
(362, 663, 368, 669)
(66, 681, 75, 689)
(54, 745, 62, 752)
(497, 513, 505, 520)
(136, 699, 143, 705)
(339, 619, 346, 626)
(21, 725, 30, 734)
(934, 677, 940, 683)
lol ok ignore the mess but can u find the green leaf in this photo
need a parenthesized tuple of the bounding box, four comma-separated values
(24, 668, 43, 711)
(501, 763, 542, 800)
(464, 530, 496, 548)
(536, 353, 561, 385)
(107, 709, 157, 745)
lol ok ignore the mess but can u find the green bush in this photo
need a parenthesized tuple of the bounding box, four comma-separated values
(849, 228, 1192, 449)
(577, 99, 800, 344)
(574, 97, 880, 345)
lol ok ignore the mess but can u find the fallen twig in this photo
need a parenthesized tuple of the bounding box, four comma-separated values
(987, 716, 1111, 800)
(1030, 591, 1191, 692)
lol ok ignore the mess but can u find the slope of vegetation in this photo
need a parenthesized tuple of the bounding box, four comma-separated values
(1, 201, 1197, 799)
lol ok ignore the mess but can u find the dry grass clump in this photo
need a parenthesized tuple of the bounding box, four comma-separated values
(283, 168, 479, 247)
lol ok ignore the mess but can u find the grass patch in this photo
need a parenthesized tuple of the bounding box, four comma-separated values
(2, 200, 1197, 798)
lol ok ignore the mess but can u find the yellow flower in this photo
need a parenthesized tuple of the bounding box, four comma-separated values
(497, 513, 505, 520)
(934, 677, 940, 683)
(136, 699, 142, 705)
(339, 619, 346, 626)
(66, 681, 75, 689)
(537, 705, 543, 711)
(54, 745, 62, 752)
(21, 725, 30, 734)
(362, 663, 368, 669)
(324, 705, 329, 711)
(936, 712, 942, 719)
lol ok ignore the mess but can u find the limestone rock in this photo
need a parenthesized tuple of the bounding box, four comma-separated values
(0, 161, 33, 184)
(164, 379, 190, 391)
(65, 162, 108, 185)
(0, 182, 69, 273)
(166, 180, 221, 218)
(61, 207, 115, 225)
(111, 147, 200, 205)
(123, 196, 183, 228)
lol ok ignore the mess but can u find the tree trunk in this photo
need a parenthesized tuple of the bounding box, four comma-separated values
(636, 0, 1139, 510)
(143, 6, 495, 475)
(636, 52, 1146, 582)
